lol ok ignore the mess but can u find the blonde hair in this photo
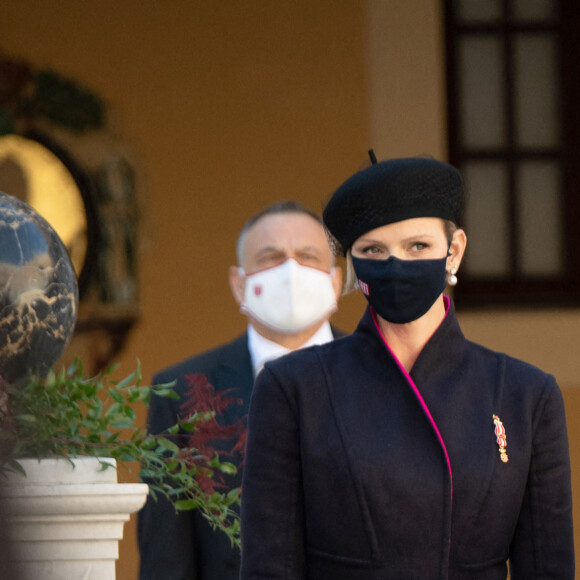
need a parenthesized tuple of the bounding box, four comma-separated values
(342, 251, 359, 295)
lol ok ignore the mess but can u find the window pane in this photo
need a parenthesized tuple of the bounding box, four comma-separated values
(459, 37, 506, 148)
(513, 0, 557, 22)
(514, 34, 559, 148)
(463, 162, 510, 276)
(517, 161, 563, 275)
(457, 0, 503, 23)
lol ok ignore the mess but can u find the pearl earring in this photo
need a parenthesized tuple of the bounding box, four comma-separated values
(448, 266, 458, 287)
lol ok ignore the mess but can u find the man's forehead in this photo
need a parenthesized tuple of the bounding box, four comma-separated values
(254, 242, 326, 256)
(242, 211, 331, 258)
(246, 212, 325, 242)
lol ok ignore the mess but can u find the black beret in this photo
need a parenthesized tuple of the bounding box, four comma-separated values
(323, 157, 463, 254)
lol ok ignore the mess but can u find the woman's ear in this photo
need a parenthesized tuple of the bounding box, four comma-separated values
(448, 228, 467, 271)
(228, 265, 245, 305)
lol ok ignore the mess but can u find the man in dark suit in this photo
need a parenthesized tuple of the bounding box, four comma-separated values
(138, 201, 343, 580)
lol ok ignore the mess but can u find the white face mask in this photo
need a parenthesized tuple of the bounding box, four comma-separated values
(240, 259, 338, 333)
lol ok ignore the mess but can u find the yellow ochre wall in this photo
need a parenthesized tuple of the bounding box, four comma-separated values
(2, 1, 580, 578)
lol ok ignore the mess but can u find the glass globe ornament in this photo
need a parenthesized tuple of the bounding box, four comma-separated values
(0, 191, 78, 385)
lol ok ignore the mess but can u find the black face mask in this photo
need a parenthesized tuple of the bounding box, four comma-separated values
(352, 254, 448, 324)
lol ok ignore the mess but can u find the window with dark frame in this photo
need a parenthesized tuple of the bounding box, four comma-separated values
(444, 0, 580, 308)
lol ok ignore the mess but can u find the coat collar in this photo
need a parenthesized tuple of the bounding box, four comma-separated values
(409, 298, 468, 384)
(354, 297, 467, 384)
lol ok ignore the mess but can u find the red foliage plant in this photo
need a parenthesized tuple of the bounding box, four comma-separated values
(177, 373, 247, 495)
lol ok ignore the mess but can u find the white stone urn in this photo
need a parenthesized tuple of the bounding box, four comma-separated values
(1, 456, 149, 580)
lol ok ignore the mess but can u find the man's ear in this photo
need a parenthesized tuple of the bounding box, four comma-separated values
(331, 266, 343, 300)
(229, 265, 246, 305)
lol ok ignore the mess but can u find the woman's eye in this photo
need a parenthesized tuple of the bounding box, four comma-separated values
(411, 242, 428, 252)
(362, 246, 381, 254)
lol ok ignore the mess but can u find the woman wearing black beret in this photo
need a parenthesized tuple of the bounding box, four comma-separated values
(240, 156, 574, 579)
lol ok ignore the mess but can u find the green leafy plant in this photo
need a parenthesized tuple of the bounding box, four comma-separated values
(0, 359, 241, 547)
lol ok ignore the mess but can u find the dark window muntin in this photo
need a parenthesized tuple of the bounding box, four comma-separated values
(444, 0, 580, 308)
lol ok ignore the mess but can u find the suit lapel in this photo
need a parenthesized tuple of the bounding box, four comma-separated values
(213, 333, 254, 423)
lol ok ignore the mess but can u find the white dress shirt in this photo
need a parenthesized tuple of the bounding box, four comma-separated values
(247, 322, 335, 377)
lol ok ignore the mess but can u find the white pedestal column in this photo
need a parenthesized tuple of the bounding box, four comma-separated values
(2, 456, 149, 580)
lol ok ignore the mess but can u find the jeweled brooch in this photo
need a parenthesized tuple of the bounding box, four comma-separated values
(493, 414, 509, 463)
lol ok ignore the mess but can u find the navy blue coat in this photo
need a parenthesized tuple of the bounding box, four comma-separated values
(240, 301, 574, 579)
(138, 333, 253, 580)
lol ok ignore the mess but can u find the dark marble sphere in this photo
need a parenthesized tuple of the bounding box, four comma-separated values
(0, 191, 78, 385)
